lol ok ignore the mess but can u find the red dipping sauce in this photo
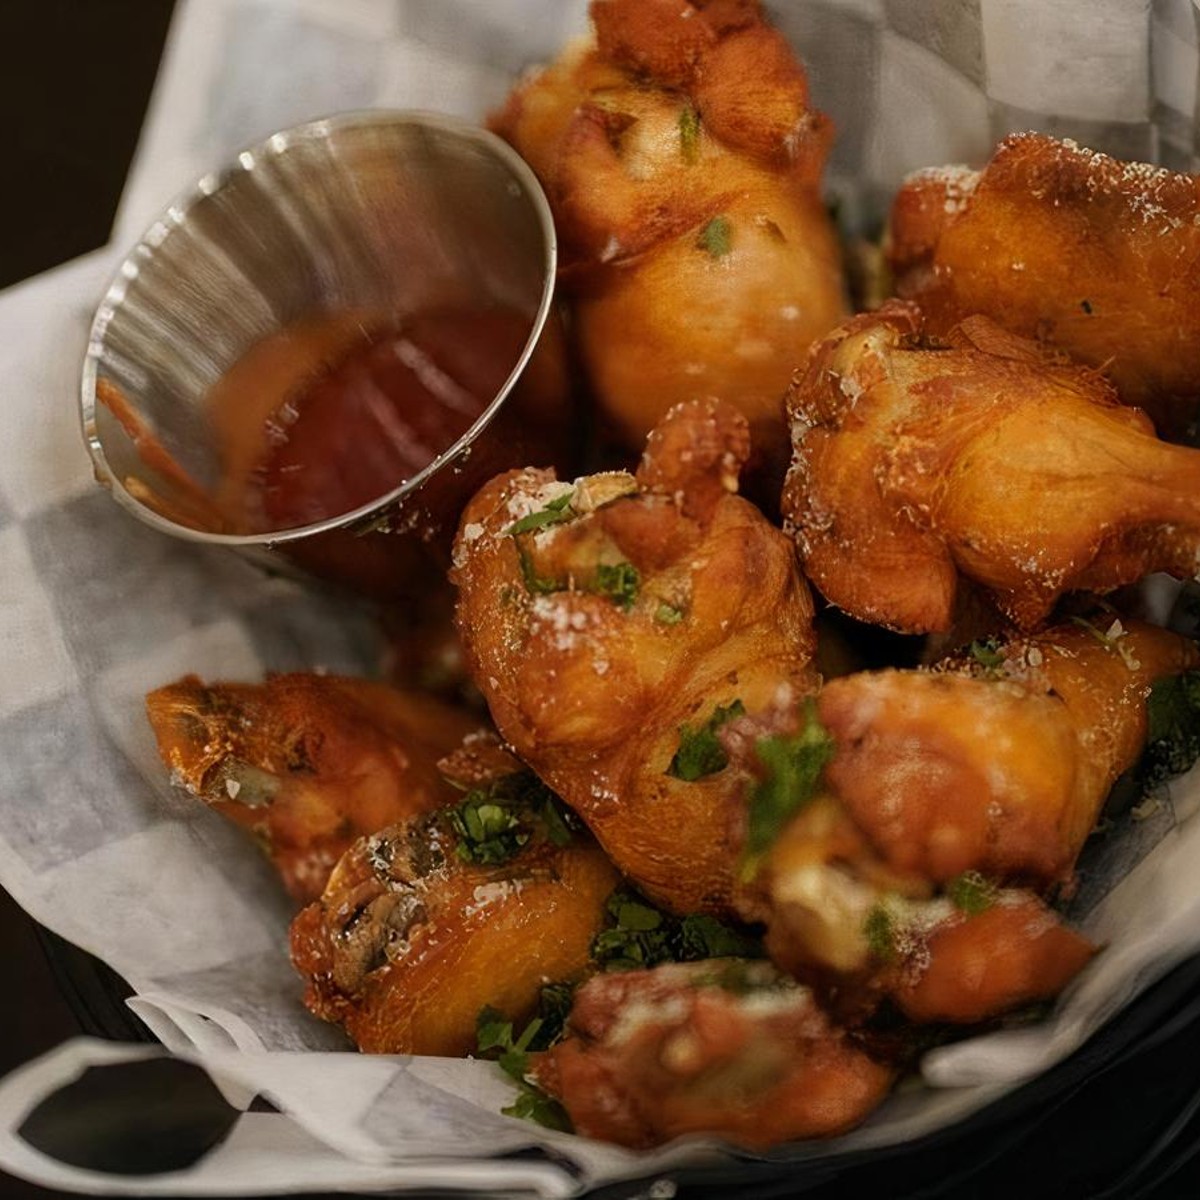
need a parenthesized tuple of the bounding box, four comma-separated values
(210, 306, 531, 534)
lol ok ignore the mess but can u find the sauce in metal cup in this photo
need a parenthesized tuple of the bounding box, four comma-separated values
(80, 110, 565, 599)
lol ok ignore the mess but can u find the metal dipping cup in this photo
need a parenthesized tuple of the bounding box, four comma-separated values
(80, 110, 565, 599)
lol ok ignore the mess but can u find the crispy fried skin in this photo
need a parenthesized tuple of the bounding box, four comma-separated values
(490, 0, 845, 466)
(532, 960, 895, 1148)
(820, 622, 1200, 885)
(451, 400, 818, 914)
(725, 619, 1200, 1021)
(289, 807, 618, 1056)
(783, 302, 1200, 632)
(888, 134, 1200, 438)
(740, 805, 1096, 1023)
(886, 897, 1096, 1025)
(146, 675, 477, 904)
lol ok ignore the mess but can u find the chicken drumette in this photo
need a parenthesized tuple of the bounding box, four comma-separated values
(888, 132, 1200, 438)
(491, 0, 846, 474)
(146, 674, 478, 903)
(728, 621, 1198, 1023)
(451, 399, 817, 914)
(783, 302, 1200, 633)
(531, 959, 895, 1148)
(290, 741, 619, 1056)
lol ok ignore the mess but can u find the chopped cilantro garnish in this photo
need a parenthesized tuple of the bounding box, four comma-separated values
(1141, 671, 1200, 786)
(590, 887, 763, 972)
(969, 638, 1005, 670)
(516, 542, 561, 595)
(449, 797, 528, 864)
(447, 771, 576, 865)
(677, 914, 763, 961)
(535, 981, 577, 1047)
(474, 1007, 572, 1131)
(698, 215, 733, 258)
(742, 700, 835, 868)
(863, 904, 895, 962)
(947, 870, 996, 916)
(508, 491, 575, 535)
(655, 602, 685, 626)
(667, 699, 746, 781)
(678, 105, 700, 164)
(593, 561, 640, 610)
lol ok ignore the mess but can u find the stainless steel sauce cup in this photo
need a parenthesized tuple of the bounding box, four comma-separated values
(80, 109, 565, 599)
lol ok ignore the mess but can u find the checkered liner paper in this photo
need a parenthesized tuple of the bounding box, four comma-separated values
(1, 0, 1200, 1195)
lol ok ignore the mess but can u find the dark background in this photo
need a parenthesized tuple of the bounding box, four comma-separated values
(3, 2, 1200, 1198)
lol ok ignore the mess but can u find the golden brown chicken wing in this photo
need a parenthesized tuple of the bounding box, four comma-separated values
(531, 959, 895, 1148)
(819, 620, 1200, 885)
(451, 399, 818, 914)
(737, 792, 1097, 1025)
(724, 619, 1198, 1023)
(888, 133, 1200, 438)
(146, 674, 478, 904)
(490, 0, 846, 470)
(289, 767, 618, 1056)
(783, 302, 1200, 633)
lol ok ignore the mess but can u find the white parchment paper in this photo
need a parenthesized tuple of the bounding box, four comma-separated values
(1, 0, 1199, 1193)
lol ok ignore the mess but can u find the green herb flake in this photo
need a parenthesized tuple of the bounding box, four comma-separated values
(742, 700, 836, 868)
(475, 1006, 573, 1131)
(863, 904, 895, 962)
(593, 561, 640, 610)
(947, 870, 996, 916)
(590, 887, 763, 972)
(508, 491, 575, 535)
(536, 981, 577, 1047)
(667, 699, 746, 782)
(969, 638, 1005, 671)
(448, 771, 575, 865)
(677, 914, 763, 961)
(1081, 299, 1093, 314)
(501, 1087, 573, 1131)
(678, 105, 701, 164)
(655, 602, 685, 626)
(516, 543, 561, 596)
(1142, 671, 1200, 786)
(698, 215, 733, 258)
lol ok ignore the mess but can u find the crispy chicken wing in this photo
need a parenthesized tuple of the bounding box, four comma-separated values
(819, 621, 1200, 885)
(451, 399, 818, 914)
(738, 794, 1097, 1024)
(531, 959, 895, 1147)
(490, 0, 845, 469)
(146, 674, 479, 904)
(725, 619, 1198, 1022)
(289, 767, 618, 1055)
(783, 302, 1200, 632)
(888, 134, 1200, 438)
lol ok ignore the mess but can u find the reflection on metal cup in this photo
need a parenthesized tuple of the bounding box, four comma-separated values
(80, 110, 566, 599)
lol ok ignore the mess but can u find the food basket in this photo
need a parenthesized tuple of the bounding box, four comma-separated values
(0, 0, 1198, 1195)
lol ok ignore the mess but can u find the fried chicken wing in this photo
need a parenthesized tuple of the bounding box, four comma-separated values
(531, 959, 895, 1147)
(289, 775, 618, 1056)
(738, 796, 1097, 1024)
(725, 619, 1198, 1022)
(451, 399, 818, 914)
(783, 302, 1200, 632)
(820, 621, 1200, 885)
(888, 133, 1200, 438)
(490, 0, 845, 469)
(146, 674, 478, 904)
